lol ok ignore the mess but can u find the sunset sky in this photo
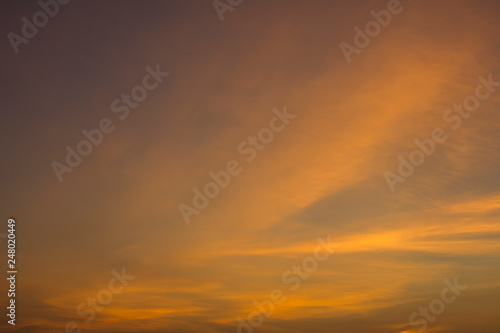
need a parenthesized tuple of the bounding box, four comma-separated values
(1, 1, 500, 332)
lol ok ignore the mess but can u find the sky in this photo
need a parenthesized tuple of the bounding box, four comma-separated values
(1, 0, 500, 332)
